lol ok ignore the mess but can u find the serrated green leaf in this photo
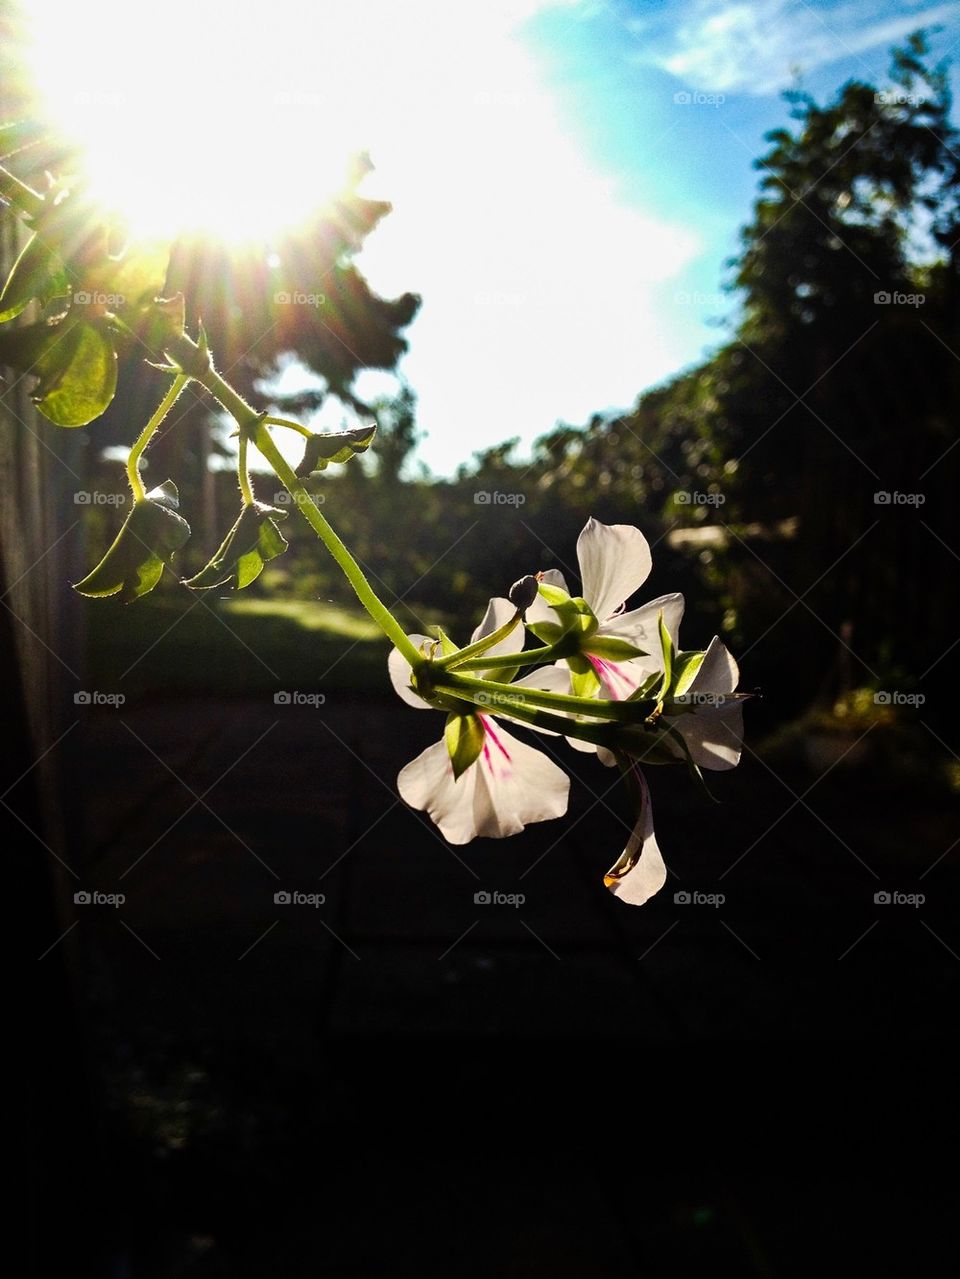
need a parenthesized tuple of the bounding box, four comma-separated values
(74, 480, 190, 602)
(295, 424, 377, 476)
(444, 712, 485, 780)
(32, 319, 117, 426)
(182, 501, 288, 591)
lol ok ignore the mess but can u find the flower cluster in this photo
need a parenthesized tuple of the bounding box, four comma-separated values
(389, 518, 746, 906)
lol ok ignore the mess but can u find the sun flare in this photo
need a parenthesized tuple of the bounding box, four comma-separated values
(23, 0, 370, 242)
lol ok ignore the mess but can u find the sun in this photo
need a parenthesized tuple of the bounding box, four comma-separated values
(23, 0, 367, 243)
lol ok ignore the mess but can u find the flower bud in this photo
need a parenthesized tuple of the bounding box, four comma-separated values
(508, 574, 540, 613)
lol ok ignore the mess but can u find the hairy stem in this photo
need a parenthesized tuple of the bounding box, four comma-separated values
(126, 374, 189, 501)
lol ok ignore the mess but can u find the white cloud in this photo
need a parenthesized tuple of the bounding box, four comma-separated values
(349, 2, 699, 471)
(642, 0, 960, 95)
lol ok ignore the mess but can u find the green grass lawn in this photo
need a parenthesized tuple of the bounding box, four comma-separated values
(85, 592, 442, 697)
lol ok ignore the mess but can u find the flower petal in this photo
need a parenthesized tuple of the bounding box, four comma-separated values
(599, 591, 684, 654)
(524, 568, 569, 628)
(577, 517, 652, 620)
(668, 700, 744, 771)
(470, 595, 525, 659)
(397, 720, 569, 844)
(688, 635, 739, 696)
(604, 767, 667, 906)
(388, 634, 436, 710)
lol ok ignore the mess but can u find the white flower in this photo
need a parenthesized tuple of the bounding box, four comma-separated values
(528, 516, 683, 702)
(603, 764, 667, 906)
(389, 598, 570, 844)
(526, 516, 683, 750)
(661, 636, 744, 771)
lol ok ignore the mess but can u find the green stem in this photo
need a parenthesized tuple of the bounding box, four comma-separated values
(454, 642, 559, 672)
(433, 611, 522, 669)
(126, 374, 189, 501)
(252, 418, 422, 666)
(438, 671, 655, 723)
(262, 415, 313, 438)
(237, 433, 254, 505)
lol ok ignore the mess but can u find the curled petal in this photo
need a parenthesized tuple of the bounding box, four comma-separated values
(388, 634, 436, 710)
(577, 517, 652, 620)
(397, 719, 569, 844)
(604, 767, 667, 906)
(688, 635, 739, 696)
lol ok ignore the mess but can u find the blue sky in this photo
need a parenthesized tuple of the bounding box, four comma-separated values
(345, 0, 960, 474)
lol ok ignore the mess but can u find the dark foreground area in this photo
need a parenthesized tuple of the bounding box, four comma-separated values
(17, 685, 959, 1274)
